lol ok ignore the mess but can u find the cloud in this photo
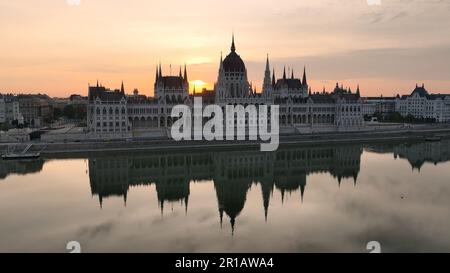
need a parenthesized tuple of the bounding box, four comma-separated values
(77, 221, 115, 239)
(245, 45, 450, 82)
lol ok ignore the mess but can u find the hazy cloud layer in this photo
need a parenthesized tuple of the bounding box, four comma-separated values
(1, 0, 450, 96)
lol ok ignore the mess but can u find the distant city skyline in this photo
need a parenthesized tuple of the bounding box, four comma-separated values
(1, 0, 450, 97)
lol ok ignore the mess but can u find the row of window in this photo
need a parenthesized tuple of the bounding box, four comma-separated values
(94, 107, 126, 115)
(96, 121, 128, 128)
(96, 116, 126, 120)
(341, 106, 361, 112)
(129, 108, 161, 115)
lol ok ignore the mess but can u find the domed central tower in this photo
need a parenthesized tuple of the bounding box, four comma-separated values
(215, 35, 251, 102)
(222, 37, 246, 73)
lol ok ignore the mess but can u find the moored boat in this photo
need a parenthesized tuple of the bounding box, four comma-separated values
(1, 143, 42, 160)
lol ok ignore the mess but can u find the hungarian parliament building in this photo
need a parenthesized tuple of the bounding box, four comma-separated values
(86, 36, 365, 138)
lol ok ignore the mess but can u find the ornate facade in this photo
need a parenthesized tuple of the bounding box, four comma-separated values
(395, 84, 450, 122)
(87, 36, 365, 137)
(87, 82, 131, 138)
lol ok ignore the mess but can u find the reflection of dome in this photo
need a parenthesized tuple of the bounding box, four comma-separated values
(222, 35, 246, 72)
(214, 178, 251, 235)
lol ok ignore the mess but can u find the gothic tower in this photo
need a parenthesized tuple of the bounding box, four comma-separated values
(215, 34, 251, 103)
(262, 54, 273, 97)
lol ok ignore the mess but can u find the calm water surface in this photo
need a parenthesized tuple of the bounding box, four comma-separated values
(1, 140, 450, 253)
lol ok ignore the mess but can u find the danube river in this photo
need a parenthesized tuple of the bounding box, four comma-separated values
(1, 140, 450, 253)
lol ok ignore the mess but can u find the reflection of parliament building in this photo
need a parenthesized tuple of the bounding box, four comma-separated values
(393, 139, 450, 170)
(366, 139, 450, 171)
(0, 160, 44, 180)
(88, 145, 363, 233)
(87, 139, 450, 233)
(1, 140, 450, 233)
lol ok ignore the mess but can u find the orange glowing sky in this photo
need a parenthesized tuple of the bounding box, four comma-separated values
(1, 0, 450, 97)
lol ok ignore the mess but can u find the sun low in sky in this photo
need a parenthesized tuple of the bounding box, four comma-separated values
(190, 80, 209, 93)
(1, 0, 450, 97)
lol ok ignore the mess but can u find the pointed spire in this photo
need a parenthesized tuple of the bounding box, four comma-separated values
(159, 62, 162, 78)
(272, 68, 276, 87)
(184, 64, 188, 83)
(302, 66, 307, 86)
(219, 209, 224, 229)
(219, 52, 224, 74)
(300, 184, 305, 203)
(231, 218, 236, 236)
(356, 84, 361, 96)
(262, 181, 271, 223)
(231, 33, 236, 52)
(96, 80, 99, 87)
(291, 68, 294, 79)
(265, 206, 268, 222)
(179, 66, 182, 78)
(283, 66, 286, 80)
(121, 81, 125, 93)
(155, 65, 159, 82)
(263, 54, 272, 94)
